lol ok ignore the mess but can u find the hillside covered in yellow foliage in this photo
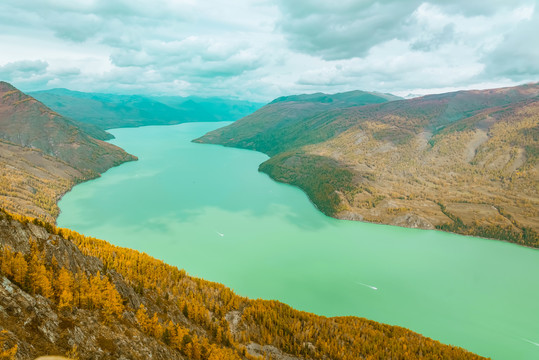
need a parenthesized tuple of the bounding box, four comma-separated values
(0, 209, 486, 359)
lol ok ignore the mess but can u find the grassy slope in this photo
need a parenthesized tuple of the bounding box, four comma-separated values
(0, 82, 136, 221)
(195, 90, 402, 155)
(196, 84, 539, 247)
(0, 140, 82, 221)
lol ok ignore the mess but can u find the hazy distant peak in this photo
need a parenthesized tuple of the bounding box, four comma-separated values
(419, 82, 539, 102)
(29, 88, 264, 129)
(404, 93, 424, 99)
(30, 87, 73, 94)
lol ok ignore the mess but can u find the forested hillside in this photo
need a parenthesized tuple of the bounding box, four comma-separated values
(197, 84, 539, 247)
(0, 209, 486, 359)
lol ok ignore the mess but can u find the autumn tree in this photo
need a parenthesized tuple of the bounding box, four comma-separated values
(27, 238, 53, 298)
(149, 312, 163, 339)
(12, 252, 27, 286)
(31, 264, 53, 298)
(102, 278, 124, 321)
(65, 344, 80, 360)
(136, 304, 151, 333)
(73, 271, 90, 308)
(55, 267, 74, 310)
(0, 246, 14, 278)
(88, 272, 104, 309)
(0, 330, 17, 360)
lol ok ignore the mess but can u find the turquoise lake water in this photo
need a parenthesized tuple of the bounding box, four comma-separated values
(57, 122, 539, 359)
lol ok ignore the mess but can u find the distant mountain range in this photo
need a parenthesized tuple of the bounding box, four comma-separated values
(30, 88, 263, 130)
(0, 81, 136, 221)
(196, 84, 539, 247)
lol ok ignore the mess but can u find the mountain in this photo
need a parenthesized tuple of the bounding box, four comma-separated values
(196, 90, 401, 155)
(0, 209, 485, 360)
(0, 82, 136, 221)
(0, 139, 83, 222)
(270, 90, 401, 105)
(153, 96, 264, 123)
(30, 89, 263, 130)
(196, 84, 539, 247)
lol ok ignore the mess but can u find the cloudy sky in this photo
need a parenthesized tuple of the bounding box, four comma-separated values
(0, 0, 537, 101)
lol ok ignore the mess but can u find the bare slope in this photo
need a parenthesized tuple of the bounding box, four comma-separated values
(0, 82, 136, 221)
(0, 140, 83, 221)
(196, 84, 539, 247)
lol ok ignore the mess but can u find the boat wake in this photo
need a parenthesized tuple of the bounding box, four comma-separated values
(522, 338, 539, 347)
(216, 231, 224, 237)
(356, 282, 378, 290)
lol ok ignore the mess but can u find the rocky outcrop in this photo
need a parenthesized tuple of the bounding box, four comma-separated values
(0, 275, 184, 360)
(390, 213, 435, 229)
(0, 214, 183, 360)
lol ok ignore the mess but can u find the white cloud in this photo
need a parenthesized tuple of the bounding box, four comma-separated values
(0, 0, 536, 101)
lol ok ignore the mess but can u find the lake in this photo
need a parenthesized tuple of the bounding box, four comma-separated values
(58, 122, 539, 359)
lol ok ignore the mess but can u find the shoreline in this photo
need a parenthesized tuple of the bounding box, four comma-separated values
(254, 156, 539, 249)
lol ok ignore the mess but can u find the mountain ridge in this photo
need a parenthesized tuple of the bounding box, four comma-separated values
(196, 83, 539, 247)
(30, 88, 263, 130)
(195, 90, 401, 156)
(0, 82, 136, 222)
(270, 90, 402, 105)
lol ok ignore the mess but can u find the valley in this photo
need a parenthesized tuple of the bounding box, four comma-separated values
(2, 1, 537, 358)
(30, 88, 263, 130)
(1, 81, 538, 360)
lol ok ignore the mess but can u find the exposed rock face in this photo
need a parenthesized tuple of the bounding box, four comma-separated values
(0, 218, 102, 275)
(338, 211, 364, 221)
(0, 276, 185, 360)
(246, 343, 302, 360)
(390, 213, 435, 229)
(0, 215, 183, 360)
